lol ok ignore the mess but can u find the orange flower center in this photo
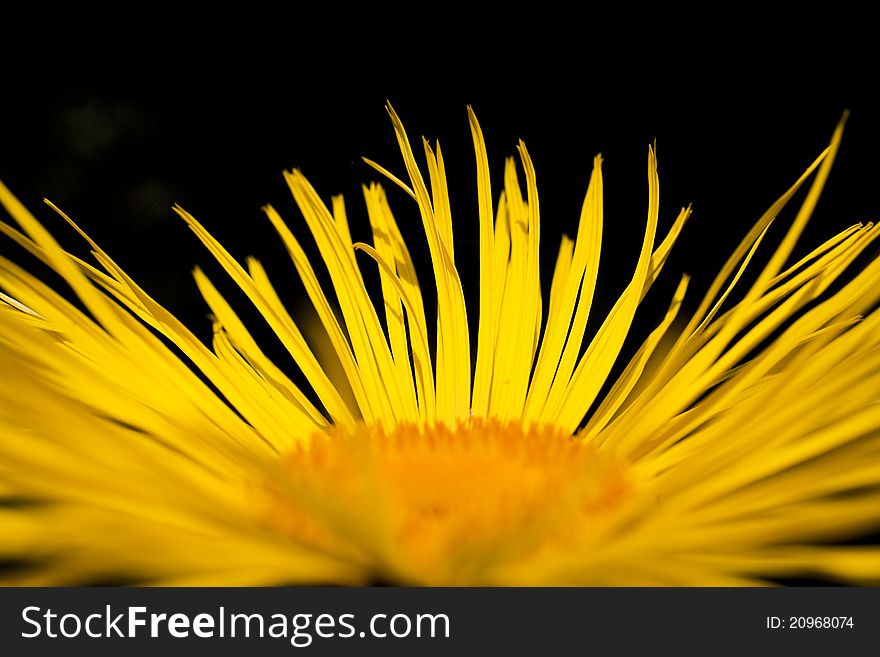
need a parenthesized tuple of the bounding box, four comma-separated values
(264, 420, 633, 584)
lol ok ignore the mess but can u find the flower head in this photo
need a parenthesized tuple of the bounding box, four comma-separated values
(1, 107, 878, 585)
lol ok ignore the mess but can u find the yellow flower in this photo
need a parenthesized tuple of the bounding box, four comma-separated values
(1, 106, 879, 586)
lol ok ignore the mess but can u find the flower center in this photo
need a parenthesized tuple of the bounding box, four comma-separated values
(264, 421, 632, 584)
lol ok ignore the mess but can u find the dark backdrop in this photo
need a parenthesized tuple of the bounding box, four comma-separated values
(1, 61, 877, 372)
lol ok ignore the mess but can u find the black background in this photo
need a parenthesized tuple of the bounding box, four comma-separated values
(0, 49, 877, 417)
